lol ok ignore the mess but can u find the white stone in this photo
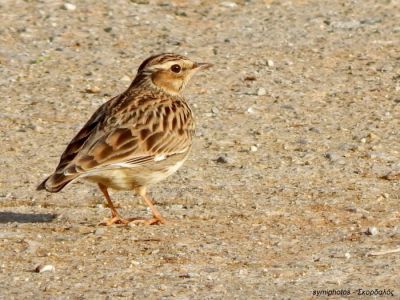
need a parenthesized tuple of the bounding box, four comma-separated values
(35, 264, 55, 273)
(63, 3, 76, 11)
(366, 226, 378, 236)
(246, 107, 256, 114)
(221, 2, 237, 8)
(257, 88, 266, 96)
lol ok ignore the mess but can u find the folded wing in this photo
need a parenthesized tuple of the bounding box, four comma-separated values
(38, 92, 193, 192)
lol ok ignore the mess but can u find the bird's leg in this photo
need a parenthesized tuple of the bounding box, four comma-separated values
(98, 183, 129, 225)
(130, 186, 166, 225)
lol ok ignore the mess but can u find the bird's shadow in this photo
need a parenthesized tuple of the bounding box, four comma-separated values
(0, 212, 57, 224)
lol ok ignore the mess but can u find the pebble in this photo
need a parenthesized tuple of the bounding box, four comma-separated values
(244, 75, 256, 81)
(63, 3, 76, 11)
(344, 252, 351, 259)
(121, 75, 131, 82)
(246, 107, 256, 114)
(250, 145, 258, 152)
(171, 204, 183, 210)
(325, 152, 341, 162)
(220, 1, 237, 8)
(330, 20, 361, 29)
(368, 132, 379, 141)
(267, 59, 274, 67)
(85, 86, 101, 94)
(346, 206, 369, 215)
(203, 267, 218, 273)
(367, 151, 391, 161)
(216, 156, 229, 164)
(94, 228, 105, 235)
(34, 264, 55, 273)
(257, 88, 266, 96)
(211, 107, 219, 114)
(366, 227, 378, 236)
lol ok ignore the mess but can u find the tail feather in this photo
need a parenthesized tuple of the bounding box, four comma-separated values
(36, 177, 49, 191)
(37, 173, 77, 193)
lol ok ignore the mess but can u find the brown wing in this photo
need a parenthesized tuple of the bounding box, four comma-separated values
(38, 91, 193, 192)
(56, 100, 111, 170)
(74, 97, 193, 172)
(37, 96, 115, 192)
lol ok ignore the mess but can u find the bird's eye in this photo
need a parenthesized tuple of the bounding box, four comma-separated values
(171, 64, 181, 73)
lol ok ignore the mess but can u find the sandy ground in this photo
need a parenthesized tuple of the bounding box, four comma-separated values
(0, 0, 399, 299)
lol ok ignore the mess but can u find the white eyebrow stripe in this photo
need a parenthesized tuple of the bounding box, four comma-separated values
(148, 60, 192, 70)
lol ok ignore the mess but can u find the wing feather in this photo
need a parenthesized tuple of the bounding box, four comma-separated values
(41, 90, 194, 191)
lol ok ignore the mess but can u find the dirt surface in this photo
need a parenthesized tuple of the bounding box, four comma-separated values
(1, 0, 400, 299)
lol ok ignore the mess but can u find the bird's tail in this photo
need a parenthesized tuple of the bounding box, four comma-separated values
(36, 177, 49, 191)
(37, 173, 77, 192)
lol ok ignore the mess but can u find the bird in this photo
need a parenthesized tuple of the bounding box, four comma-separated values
(37, 53, 212, 225)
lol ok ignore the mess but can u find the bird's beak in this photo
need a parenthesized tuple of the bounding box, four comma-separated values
(193, 62, 213, 70)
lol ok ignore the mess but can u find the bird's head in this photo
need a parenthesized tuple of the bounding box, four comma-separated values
(135, 53, 212, 95)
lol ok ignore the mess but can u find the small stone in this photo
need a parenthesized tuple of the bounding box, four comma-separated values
(171, 204, 183, 210)
(366, 227, 378, 236)
(216, 156, 229, 164)
(367, 152, 391, 161)
(121, 75, 131, 82)
(325, 152, 341, 162)
(267, 59, 274, 67)
(94, 228, 105, 235)
(368, 132, 379, 141)
(246, 107, 256, 114)
(104, 27, 112, 33)
(250, 145, 258, 152)
(85, 86, 101, 94)
(309, 127, 321, 133)
(220, 1, 237, 8)
(34, 125, 44, 132)
(297, 138, 308, 145)
(257, 88, 266, 96)
(211, 107, 219, 114)
(244, 76, 256, 81)
(203, 267, 218, 273)
(331, 20, 361, 29)
(344, 252, 351, 259)
(34, 264, 55, 273)
(346, 206, 369, 215)
(63, 3, 76, 11)
(130, 260, 140, 266)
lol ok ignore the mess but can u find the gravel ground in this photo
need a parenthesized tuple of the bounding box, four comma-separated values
(0, 0, 399, 299)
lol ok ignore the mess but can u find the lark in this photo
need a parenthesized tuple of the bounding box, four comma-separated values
(37, 53, 212, 225)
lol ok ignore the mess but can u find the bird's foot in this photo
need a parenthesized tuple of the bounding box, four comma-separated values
(99, 216, 131, 226)
(99, 215, 167, 226)
(128, 215, 167, 225)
